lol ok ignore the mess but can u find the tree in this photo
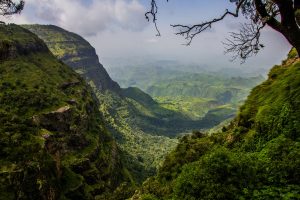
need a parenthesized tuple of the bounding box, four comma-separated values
(146, 0, 300, 62)
(0, 0, 24, 16)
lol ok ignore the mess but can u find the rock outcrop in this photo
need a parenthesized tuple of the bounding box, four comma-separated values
(23, 25, 121, 93)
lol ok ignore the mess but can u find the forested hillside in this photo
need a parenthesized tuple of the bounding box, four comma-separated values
(24, 25, 265, 184)
(23, 25, 180, 182)
(133, 50, 300, 199)
(0, 24, 130, 200)
(1, 0, 299, 199)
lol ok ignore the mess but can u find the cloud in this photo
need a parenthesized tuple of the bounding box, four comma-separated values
(145, 38, 159, 44)
(2, 0, 148, 36)
(36, 2, 62, 22)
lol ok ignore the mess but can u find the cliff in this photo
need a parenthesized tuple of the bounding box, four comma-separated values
(0, 24, 129, 200)
(22, 24, 121, 93)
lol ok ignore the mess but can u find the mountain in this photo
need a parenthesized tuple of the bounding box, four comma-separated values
(108, 64, 264, 123)
(24, 25, 266, 184)
(2, 23, 296, 200)
(22, 24, 121, 93)
(133, 50, 300, 199)
(24, 25, 255, 138)
(0, 24, 130, 200)
(108, 65, 264, 101)
(23, 25, 265, 188)
(23, 25, 181, 182)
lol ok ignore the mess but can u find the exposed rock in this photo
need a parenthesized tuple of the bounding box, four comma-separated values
(23, 25, 122, 93)
(60, 81, 80, 90)
(33, 106, 72, 132)
(0, 40, 17, 60)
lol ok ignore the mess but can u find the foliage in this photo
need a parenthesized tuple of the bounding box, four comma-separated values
(134, 56, 300, 199)
(22, 25, 181, 184)
(0, 24, 130, 199)
(23, 25, 257, 186)
(96, 90, 178, 182)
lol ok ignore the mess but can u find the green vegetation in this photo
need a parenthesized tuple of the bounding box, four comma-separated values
(23, 25, 182, 184)
(134, 54, 300, 199)
(24, 25, 248, 184)
(24, 25, 296, 200)
(22, 24, 121, 93)
(110, 65, 264, 130)
(0, 24, 130, 200)
(154, 96, 232, 120)
(95, 90, 178, 182)
(1, 24, 298, 200)
(108, 65, 263, 100)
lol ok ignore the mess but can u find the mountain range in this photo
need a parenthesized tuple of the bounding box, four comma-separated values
(23, 25, 264, 184)
(1, 23, 298, 199)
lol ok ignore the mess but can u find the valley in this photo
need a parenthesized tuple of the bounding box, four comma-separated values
(134, 49, 300, 199)
(22, 25, 265, 183)
(0, 21, 299, 200)
(0, 1, 299, 199)
(109, 64, 264, 126)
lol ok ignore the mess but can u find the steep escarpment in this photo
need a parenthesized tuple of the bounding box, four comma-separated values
(134, 51, 300, 199)
(23, 25, 243, 137)
(0, 26, 48, 60)
(23, 24, 121, 93)
(0, 24, 129, 200)
(24, 25, 266, 186)
(22, 25, 187, 182)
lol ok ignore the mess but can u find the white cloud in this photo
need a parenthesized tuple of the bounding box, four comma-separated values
(1, 0, 148, 36)
(0, 0, 290, 71)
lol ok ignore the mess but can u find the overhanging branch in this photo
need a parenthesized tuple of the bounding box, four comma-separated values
(145, 0, 169, 36)
(171, 0, 247, 45)
(223, 22, 266, 63)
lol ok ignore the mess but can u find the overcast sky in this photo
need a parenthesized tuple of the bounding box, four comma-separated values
(1, 0, 292, 71)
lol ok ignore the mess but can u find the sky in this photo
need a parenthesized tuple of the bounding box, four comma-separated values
(1, 0, 292, 71)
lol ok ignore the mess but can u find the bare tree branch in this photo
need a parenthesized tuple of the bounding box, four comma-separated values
(223, 22, 266, 63)
(146, 0, 300, 61)
(171, 0, 247, 45)
(145, 0, 169, 36)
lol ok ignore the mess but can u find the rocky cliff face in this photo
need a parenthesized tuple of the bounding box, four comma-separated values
(0, 24, 129, 200)
(23, 25, 240, 185)
(23, 24, 121, 93)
